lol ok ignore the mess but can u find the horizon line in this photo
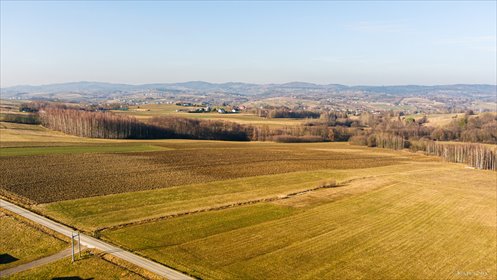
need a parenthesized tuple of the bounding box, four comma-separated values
(2, 80, 496, 89)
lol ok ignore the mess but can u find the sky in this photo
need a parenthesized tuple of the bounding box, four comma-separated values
(1, 1, 496, 87)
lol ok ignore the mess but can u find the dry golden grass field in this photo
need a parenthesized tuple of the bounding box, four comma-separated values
(0, 211, 67, 270)
(112, 103, 306, 127)
(1, 121, 496, 279)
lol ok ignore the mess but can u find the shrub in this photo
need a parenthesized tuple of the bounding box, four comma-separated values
(272, 135, 323, 143)
(348, 135, 368, 146)
(317, 179, 337, 188)
(0, 113, 40, 124)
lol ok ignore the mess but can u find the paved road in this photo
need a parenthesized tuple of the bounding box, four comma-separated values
(0, 199, 194, 280)
(1, 247, 73, 277)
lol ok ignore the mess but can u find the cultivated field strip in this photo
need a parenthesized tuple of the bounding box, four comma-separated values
(1, 145, 404, 203)
(102, 166, 496, 280)
(39, 163, 437, 231)
(40, 170, 346, 230)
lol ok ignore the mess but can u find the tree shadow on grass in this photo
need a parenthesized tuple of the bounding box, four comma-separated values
(0, 253, 18, 265)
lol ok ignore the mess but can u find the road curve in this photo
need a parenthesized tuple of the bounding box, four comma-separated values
(0, 199, 195, 280)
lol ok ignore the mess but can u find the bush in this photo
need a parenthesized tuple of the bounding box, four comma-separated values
(348, 135, 368, 146)
(317, 179, 337, 188)
(0, 113, 40, 124)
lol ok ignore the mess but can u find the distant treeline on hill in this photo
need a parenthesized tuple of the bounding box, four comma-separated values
(348, 111, 497, 170)
(254, 108, 321, 119)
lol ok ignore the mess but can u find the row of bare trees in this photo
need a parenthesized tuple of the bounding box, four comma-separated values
(39, 108, 171, 139)
(349, 133, 406, 150)
(38, 108, 357, 142)
(410, 140, 497, 170)
(40, 109, 254, 140)
(249, 124, 354, 142)
(148, 116, 251, 141)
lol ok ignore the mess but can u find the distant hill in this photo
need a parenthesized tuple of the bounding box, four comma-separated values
(1, 81, 495, 103)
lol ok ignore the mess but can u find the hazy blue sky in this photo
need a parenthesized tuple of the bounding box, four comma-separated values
(1, 1, 496, 86)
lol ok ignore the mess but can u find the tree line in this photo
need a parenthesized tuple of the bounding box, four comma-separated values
(39, 108, 256, 140)
(430, 113, 497, 143)
(148, 116, 251, 141)
(249, 119, 355, 142)
(348, 111, 497, 170)
(0, 113, 40, 124)
(40, 108, 171, 139)
(37, 107, 359, 142)
(254, 108, 321, 119)
(410, 140, 496, 171)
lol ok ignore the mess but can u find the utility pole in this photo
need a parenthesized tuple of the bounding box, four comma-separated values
(71, 232, 75, 263)
(71, 231, 81, 263)
(78, 232, 81, 258)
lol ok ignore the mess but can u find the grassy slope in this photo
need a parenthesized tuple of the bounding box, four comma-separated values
(103, 165, 496, 280)
(0, 213, 67, 270)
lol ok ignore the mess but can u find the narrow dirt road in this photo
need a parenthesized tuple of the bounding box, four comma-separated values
(0, 247, 72, 277)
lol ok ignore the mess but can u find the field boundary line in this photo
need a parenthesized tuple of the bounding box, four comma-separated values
(99, 169, 436, 232)
(97, 182, 347, 233)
